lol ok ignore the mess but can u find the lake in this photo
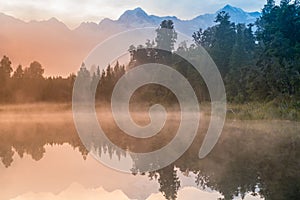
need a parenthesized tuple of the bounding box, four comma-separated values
(0, 104, 299, 200)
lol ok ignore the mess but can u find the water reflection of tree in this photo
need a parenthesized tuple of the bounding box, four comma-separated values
(1, 121, 299, 200)
(0, 122, 88, 167)
(134, 122, 300, 200)
(150, 164, 180, 200)
(173, 123, 300, 200)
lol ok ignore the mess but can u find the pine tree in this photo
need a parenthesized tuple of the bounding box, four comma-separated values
(0, 55, 12, 82)
(12, 65, 24, 79)
(251, 0, 300, 101)
(208, 12, 236, 77)
(155, 20, 177, 52)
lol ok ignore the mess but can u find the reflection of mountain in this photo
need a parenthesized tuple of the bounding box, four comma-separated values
(10, 183, 132, 200)
(1, 109, 299, 200)
(0, 5, 260, 76)
(10, 183, 223, 200)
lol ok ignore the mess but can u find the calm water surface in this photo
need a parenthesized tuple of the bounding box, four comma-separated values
(0, 106, 299, 200)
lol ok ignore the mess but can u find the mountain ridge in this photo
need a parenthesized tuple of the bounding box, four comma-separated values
(73, 4, 260, 38)
(0, 5, 261, 76)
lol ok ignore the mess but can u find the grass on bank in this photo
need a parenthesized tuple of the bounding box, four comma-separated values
(226, 101, 300, 121)
(0, 101, 299, 121)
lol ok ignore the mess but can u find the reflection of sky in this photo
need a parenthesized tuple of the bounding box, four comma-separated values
(10, 185, 223, 200)
(0, 0, 281, 28)
(1, 144, 263, 200)
(0, 144, 158, 200)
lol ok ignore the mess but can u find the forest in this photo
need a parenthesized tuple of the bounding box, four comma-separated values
(0, 0, 299, 119)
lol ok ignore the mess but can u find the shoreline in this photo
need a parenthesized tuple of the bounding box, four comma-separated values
(0, 102, 299, 121)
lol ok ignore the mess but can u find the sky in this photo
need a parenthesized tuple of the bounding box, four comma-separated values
(0, 0, 281, 29)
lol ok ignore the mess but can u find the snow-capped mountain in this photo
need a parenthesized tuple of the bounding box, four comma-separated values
(0, 5, 261, 76)
(82, 5, 261, 36)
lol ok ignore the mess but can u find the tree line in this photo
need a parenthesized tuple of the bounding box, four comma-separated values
(0, 0, 299, 107)
(0, 55, 125, 103)
(0, 56, 75, 103)
(193, 0, 300, 104)
(125, 0, 300, 107)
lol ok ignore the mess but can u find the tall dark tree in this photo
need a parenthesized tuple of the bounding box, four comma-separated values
(263, 0, 276, 14)
(0, 55, 13, 80)
(210, 11, 236, 77)
(24, 61, 44, 79)
(155, 20, 177, 52)
(157, 165, 180, 200)
(192, 27, 216, 49)
(21, 61, 45, 101)
(250, 0, 300, 101)
(193, 12, 236, 78)
(0, 56, 13, 101)
(226, 24, 257, 102)
(12, 65, 24, 79)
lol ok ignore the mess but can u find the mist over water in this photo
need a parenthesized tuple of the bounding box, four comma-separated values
(0, 104, 299, 200)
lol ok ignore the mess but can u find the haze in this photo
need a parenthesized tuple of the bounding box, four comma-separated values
(0, 0, 280, 29)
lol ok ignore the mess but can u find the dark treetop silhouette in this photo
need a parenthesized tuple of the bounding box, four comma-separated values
(1, 0, 299, 114)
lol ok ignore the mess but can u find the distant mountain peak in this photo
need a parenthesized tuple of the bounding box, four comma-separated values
(132, 7, 146, 13)
(118, 7, 153, 25)
(48, 17, 60, 22)
(0, 5, 261, 76)
(223, 4, 234, 9)
(30, 17, 64, 25)
(40, 17, 70, 30)
(118, 7, 148, 20)
(219, 4, 245, 13)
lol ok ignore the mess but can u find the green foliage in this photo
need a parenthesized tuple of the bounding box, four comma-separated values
(96, 62, 126, 102)
(125, 1, 300, 120)
(12, 65, 24, 79)
(226, 101, 300, 121)
(0, 55, 12, 80)
(226, 24, 256, 103)
(249, 0, 300, 102)
(155, 20, 177, 52)
(24, 61, 44, 79)
(0, 56, 13, 101)
(1, 0, 299, 121)
(0, 57, 75, 103)
(209, 11, 236, 77)
(192, 0, 300, 111)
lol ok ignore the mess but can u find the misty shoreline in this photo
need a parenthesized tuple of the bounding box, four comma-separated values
(0, 102, 299, 121)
